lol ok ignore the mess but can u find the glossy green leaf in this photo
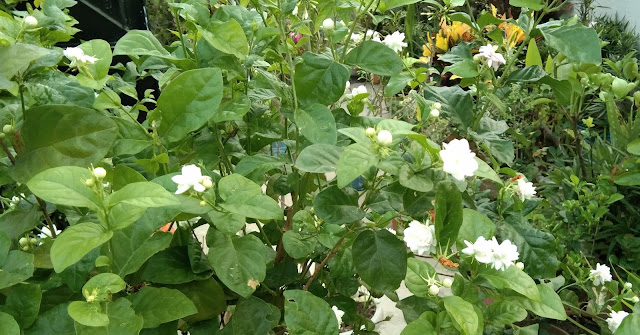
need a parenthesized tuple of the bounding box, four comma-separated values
(313, 186, 365, 225)
(27, 166, 100, 210)
(434, 181, 463, 248)
(353, 229, 407, 291)
(207, 228, 266, 298)
(200, 19, 249, 59)
(479, 266, 540, 301)
(627, 139, 640, 156)
(284, 290, 339, 335)
(176, 278, 226, 324)
(128, 286, 197, 328)
(405, 258, 438, 297)
(615, 311, 640, 335)
(0, 312, 19, 335)
(294, 52, 350, 107)
(486, 301, 527, 326)
(206, 210, 246, 235)
(0, 209, 41, 240)
(509, 0, 544, 10)
(295, 144, 343, 173)
(500, 221, 558, 279)
(50, 223, 113, 273)
(283, 231, 316, 259)
(345, 40, 403, 76)
(218, 174, 283, 220)
(295, 104, 337, 145)
(401, 317, 436, 335)
(141, 246, 211, 284)
(74, 298, 144, 335)
(231, 297, 280, 334)
(107, 182, 178, 208)
(399, 165, 434, 192)
(443, 296, 480, 335)
(525, 39, 543, 67)
(24, 302, 75, 335)
(0, 250, 34, 290)
(541, 24, 602, 64)
(212, 96, 251, 123)
(2, 283, 41, 329)
(457, 209, 496, 249)
(68, 301, 109, 327)
(82, 273, 126, 302)
(113, 30, 194, 69)
(337, 143, 379, 188)
(423, 85, 473, 130)
(510, 284, 566, 320)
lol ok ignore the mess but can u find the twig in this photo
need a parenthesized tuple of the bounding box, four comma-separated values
(303, 239, 346, 290)
(36, 197, 57, 238)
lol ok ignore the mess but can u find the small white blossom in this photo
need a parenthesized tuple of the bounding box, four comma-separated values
(607, 310, 629, 333)
(462, 236, 495, 264)
(344, 81, 351, 94)
(63, 47, 98, 67)
(462, 236, 519, 271)
(383, 31, 407, 53)
(291, 6, 298, 15)
(514, 177, 536, 201)
(352, 30, 381, 43)
(24, 15, 38, 28)
(38, 225, 62, 239)
(439, 138, 479, 181)
(376, 130, 393, 147)
(403, 220, 437, 256)
(332, 306, 345, 326)
(589, 263, 613, 286)
(171, 165, 209, 195)
(346, 85, 368, 98)
(478, 44, 506, 71)
(322, 18, 335, 31)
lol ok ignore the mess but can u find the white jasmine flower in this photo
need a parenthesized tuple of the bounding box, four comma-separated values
(292, 6, 298, 15)
(24, 15, 38, 28)
(439, 138, 479, 181)
(403, 220, 437, 256)
(376, 130, 393, 147)
(383, 31, 407, 53)
(489, 238, 519, 271)
(64, 47, 98, 66)
(332, 306, 345, 325)
(607, 310, 629, 333)
(365, 30, 382, 42)
(514, 177, 536, 201)
(171, 165, 209, 195)
(344, 81, 351, 94)
(478, 44, 506, 71)
(38, 225, 62, 239)
(589, 263, 613, 286)
(322, 18, 335, 31)
(347, 85, 368, 98)
(632, 296, 639, 303)
(461, 236, 495, 264)
(588, 21, 597, 28)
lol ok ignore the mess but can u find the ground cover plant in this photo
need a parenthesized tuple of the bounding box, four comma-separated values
(1, 0, 640, 334)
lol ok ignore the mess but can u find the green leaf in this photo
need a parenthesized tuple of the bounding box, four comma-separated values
(505, 66, 547, 84)
(345, 40, 403, 76)
(509, 0, 545, 10)
(3, 283, 41, 329)
(0, 250, 34, 290)
(399, 165, 434, 192)
(525, 39, 543, 67)
(457, 209, 496, 249)
(443, 296, 480, 335)
(50, 222, 113, 273)
(294, 52, 350, 107)
(82, 273, 126, 302)
(207, 228, 266, 298)
(627, 139, 640, 156)
(295, 104, 337, 145)
(510, 284, 566, 320)
(443, 60, 479, 78)
(206, 210, 246, 235)
(615, 311, 640, 335)
(405, 258, 438, 297)
(77, 39, 112, 89)
(113, 30, 194, 69)
(434, 181, 463, 248)
(218, 174, 284, 220)
(107, 182, 178, 208)
(499, 220, 558, 279)
(378, 0, 421, 11)
(313, 186, 365, 225)
(486, 301, 527, 326)
(515, 324, 539, 335)
(27, 166, 100, 209)
(0, 312, 19, 335)
(128, 286, 197, 328)
(212, 96, 251, 123)
(175, 278, 226, 324)
(68, 301, 109, 327)
(157, 68, 223, 143)
(478, 266, 540, 301)
(337, 143, 379, 188)
(200, 19, 249, 59)
(423, 85, 473, 130)
(74, 298, 144, 335)
(540, 24, 602, 65)
(230, 297, 280, 334)
(401, 317, 436, 335)
(284, 290, 339, 335)
(0, 209, 41, 240)
(353, 229, 407, 291)
(615, 172, 640, 186)
(111, 117, 152, 156)
(24, 302, 75, 335)
(473, 157, 503, 184)
(283, 231, 316, 259)
(13, 105, 118, 183)
(0, 43, 51, 79)
(295, 144, 343, 173)
(141, 246, 210, 284)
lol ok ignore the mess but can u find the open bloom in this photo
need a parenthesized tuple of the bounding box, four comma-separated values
(332, 306, 344, 325)
(439, 138, 478, 181)
(171, 165, 211, 195)
(346, 85, 368, 98)
(462, 236, 519, 271)
(607, 310, 629, 333)
(589, 263, 613, 286)
(403, 220, 437, 256)
(63, 47, 98, 67)
(514, 177, 536, 201)
(351, 29, 381, 43)
(38, 225, 62, 239)
(383, 31, 407, 53)
(477, 44, 506, 71)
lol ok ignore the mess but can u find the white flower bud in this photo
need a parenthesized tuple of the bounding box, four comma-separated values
(21, 246, 30, 251)
(322, 18, 335, 32)
(376, 130, 393, 147)
(365, 127, 376, 137)
(442, 278, 453, 288)
(92, 167, 107, 180)
(428, 284, 440, 296)
(625, 282, 633, 290)
(430, 109, 440, 118)
(29, 237, 38, 245)
(19, 237, 28, 247)
(2, 124, 13, 134)
(85, 178, 95, 187)
(632, 296, 639, 303)
(202, 177, 213, 190)
(516, 262, 525, 270)
(24, 15, 38, 28)
(433, 102, 442, 109)
(199, 200, 207, 207)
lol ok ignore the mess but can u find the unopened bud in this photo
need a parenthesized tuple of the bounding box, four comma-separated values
(21, 246, 29, 251)
(19, 237, 28, 247)
(433, 102, 441, 109)
(24, 15, 38, 28)
(322, 18, 335, 32)
(29, 237, 38, 245)
(199, 200, 207, 207)
(365, 127, 376, 137)
(85, 178, 95, 187)
(625, 282, 633, 290)
(376, 130, 393, 147)
(428, 284, 440, 296)
(516, 262, 525, 270)
(430, 109, 440, 118)
(92, 167, 106, 180)
(632, 296, 639, 303)
(442, 278, 453, 288)
(202, 177, 213, 189)
(2, 124, 13, 134)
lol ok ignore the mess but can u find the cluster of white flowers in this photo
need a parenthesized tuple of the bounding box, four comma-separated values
(345, 84, 368, 99)
(382, 31, 407, 53)
(351, 29, 381, 43)
(513, 176, 537, 201)
(607, 310, 629, 333)
(64, 47, 99, 67)
(589, 263, 612, 286)
(403, 220, 437, 256)
(171, 165, 213, 195)
(439, 138, 479, 181)
(332, 305, 345, 326)
(461, 236, 520, 271)
(477, 44, 506, 71)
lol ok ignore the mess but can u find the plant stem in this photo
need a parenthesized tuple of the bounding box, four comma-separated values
(36, 197, 57, 238)
(340, 0, 379, 62)
(565, 316, 600, 335)
(174, 9, 189, 60)
(212, 124, 233, 175)
(303, 238, 347, 290)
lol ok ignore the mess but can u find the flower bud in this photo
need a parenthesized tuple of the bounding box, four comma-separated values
(365, 127, 376, 137)
(433, 102, 442, 109)
(2, 124, 13, 134)
(632, 296, 639, 303)
(21, 246, 30, 251)
(0, 133, 4, 139)
(516, 262, 525, 270)
(92, 167, 107, 180)
(322, 18, 335, 32)
(202, 177, 213, 190)
(24, 15, 38, 28)
(199, 200, 207, 207)
(625, 282, 633, 290)
(430, 109, 440, 118)
(376, 130, 393, 147)
(19, 237, 28, 247)
(85, 178, 95, 187)
(442, 278, 453, 288)
(29, 237, 38, 245)
(428, 284, 440, 296)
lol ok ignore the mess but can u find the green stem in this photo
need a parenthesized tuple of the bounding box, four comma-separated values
(565, 316, 599, 335)
(340, 0, 379, 62)
(213, 124, 233, 175)
(174, 9, 189, 60)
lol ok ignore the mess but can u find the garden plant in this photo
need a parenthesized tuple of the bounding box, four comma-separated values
(1, 0, 640, 334)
